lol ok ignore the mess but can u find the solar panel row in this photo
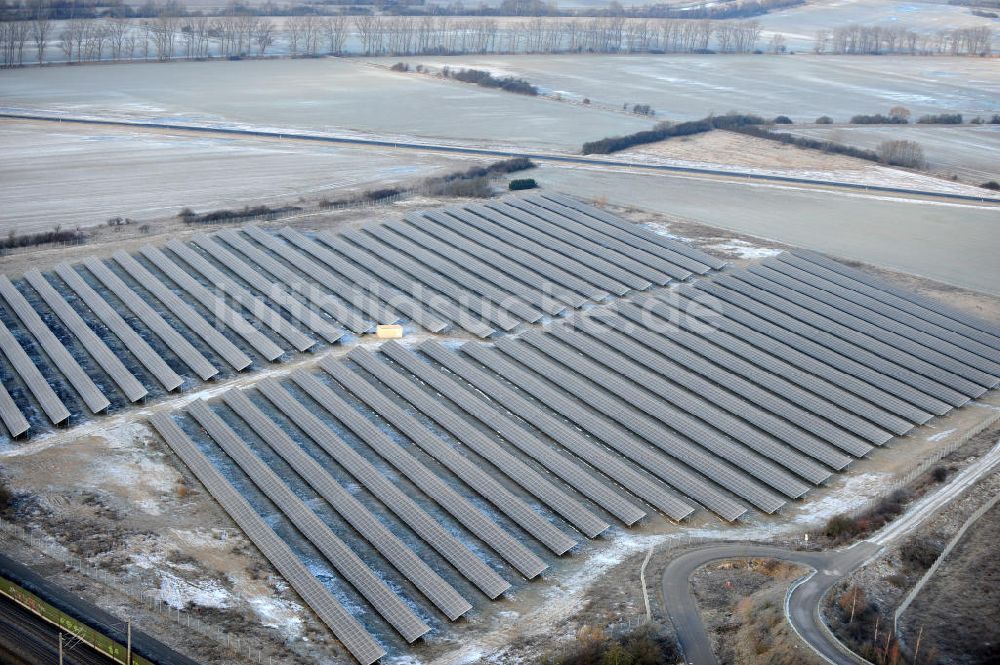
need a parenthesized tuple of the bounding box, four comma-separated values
(148, 245, 999, 663)
(0, 275, 110, 415)
(0, 312, 70, 426)
(22, 269, 148, 403)
(148, 413, 386, 665)
(254, 376, 518, 593)
(220, 389, 473, 621)
(186, 398, 431, 643)
(343, 348, 592, 547)
(54, 262, 185, 392)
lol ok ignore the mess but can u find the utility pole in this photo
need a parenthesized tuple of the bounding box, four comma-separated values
(59, 632, 63, 665)
(913, 625, 924, 664)
(127, 619, 132, 665)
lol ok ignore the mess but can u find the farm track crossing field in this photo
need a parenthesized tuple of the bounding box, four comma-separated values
(150, 239, 1000, 661)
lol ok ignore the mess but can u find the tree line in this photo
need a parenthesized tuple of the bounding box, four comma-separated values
(0, 14, 775, 65)
(2, 2, 992, 66)
(0, 0, 802, 21)
(814, 23, 992, 55)
(581, 110, 939, 172)
(0, 0, 779, 66)
(582, 113, 768, 154)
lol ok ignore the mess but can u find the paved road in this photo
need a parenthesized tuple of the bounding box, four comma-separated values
(662, 441, 1000, 665)
(663, 543, 878, 665)
(3, 112, 998, 206)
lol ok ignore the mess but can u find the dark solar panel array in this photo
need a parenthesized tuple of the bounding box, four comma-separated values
(149, 246, 998, 663)
(2, 196, 716, 440)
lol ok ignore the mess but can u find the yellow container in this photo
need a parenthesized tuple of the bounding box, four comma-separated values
(375, 324, 404, 339)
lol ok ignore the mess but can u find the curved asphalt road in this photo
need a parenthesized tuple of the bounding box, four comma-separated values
(2, 112, 999, 206)
(662, 440, 1000, 665)
(663, 542, 878, 665)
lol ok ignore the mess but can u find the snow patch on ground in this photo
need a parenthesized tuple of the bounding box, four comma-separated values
(641, 221, 686, 240)
(790, 472, 892, 524)
(158, 570, 232, 610)
(928, 428, 956, 442)
(706, 239, 783, 260)
(248, 595, 305, 637)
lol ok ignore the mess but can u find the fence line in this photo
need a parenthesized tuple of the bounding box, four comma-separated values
(893, 490, 1000, 640)
(836, 409, 1000, 523)
(0, 517, 282, 664)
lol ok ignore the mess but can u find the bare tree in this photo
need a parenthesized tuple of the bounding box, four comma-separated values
(878, 140, 926, 169)
(108, 17, 130, 60)
(58, 24, 74, 62)
(813, 29, 830, 54)
(323, 15, 349, 55)
(769, 32, 786, 53)
(286, 16, 303, 55)
(255, 18, 275, 56)
(30, 0, 51, 64)
(889, 106, 911, 122)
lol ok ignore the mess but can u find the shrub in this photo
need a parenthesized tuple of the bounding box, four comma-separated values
(885, 573, 907, 588)
(446, 68, 538, 95)
(825, 514, 860, 540)
(850, 113, 907, 124)
(364, 188, 401, 201)
(992, 114, 1000, 124)
(423, 175, 494, 198)
(773, 115, 793, 124)
(178, 204, 301, 224)
(0, 479, 13, 512)
(632, 103, 655, 116)
(900, 537, 942, 571)
(815, 115, 834, 124)
(581, 112, 766, 154)
(509, 178, 538, 191)
(931, 466, 949, 482)
(486, 157, 536, 174)
(0, 226, 87, 252)
(877, 139, 927, 169)
(970, 116, 984, 124)
(917, 113, 963, 124)
(732, 125, 881, 162)
(389, 61, 409, 72)
(540, 623, 680, 665)
(981, 181, 1000, 191)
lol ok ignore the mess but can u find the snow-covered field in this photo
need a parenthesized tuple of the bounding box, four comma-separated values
(533, 163, 1000, 296)
(605, 145, 999, 198)
(0, 58, 649, 152)
(375, 53, 999, 122)
(789, 124, 1000, 183)
(0, 119, 480, 234)
(755, 0, 1000, 51)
